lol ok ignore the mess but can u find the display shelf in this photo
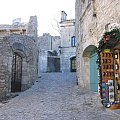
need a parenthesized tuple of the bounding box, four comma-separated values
(100, 52, 114, 80)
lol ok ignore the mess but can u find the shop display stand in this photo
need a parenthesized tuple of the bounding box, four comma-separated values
(99, 49, 120, 109)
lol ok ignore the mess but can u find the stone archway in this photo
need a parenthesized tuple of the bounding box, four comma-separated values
(11, 43, 27, 92)
(82, 45, 98, 91)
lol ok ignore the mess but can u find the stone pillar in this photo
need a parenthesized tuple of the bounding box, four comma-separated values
(27, 16, 38, 40)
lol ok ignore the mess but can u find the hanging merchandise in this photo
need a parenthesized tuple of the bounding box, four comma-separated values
(114, 51, 118, 59)
(97, 28, 120, 109)
(115, 63, 119, 70)
(115, 73, 119, 78)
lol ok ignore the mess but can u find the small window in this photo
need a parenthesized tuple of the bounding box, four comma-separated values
(71, 57, 76, 72)
(71, 36, 76, 47)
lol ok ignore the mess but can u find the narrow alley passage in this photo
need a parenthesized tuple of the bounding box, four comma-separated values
(0, 73, 120, 120)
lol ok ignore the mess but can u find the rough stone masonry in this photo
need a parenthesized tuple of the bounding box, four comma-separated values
(0, 16, 38, 100)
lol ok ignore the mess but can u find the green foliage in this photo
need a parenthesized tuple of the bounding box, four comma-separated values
(98, 28, 120, 52)
(103, 28, 120, 40)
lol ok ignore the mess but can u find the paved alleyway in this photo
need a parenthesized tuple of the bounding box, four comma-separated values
(0, 73, 120, 120)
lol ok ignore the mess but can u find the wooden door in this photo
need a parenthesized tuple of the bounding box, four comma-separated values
(90, 53, 98, 92)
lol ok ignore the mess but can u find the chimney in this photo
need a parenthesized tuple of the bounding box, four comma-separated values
(61, 11, 67, 22)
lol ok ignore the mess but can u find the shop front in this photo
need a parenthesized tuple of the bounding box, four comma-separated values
(97, 28, 120, 109)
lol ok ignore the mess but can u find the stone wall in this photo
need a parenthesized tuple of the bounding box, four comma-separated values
(59, 15, 76, 72)
(27, 16, 38, 40)
(0, 34, 38, 99)
(52, 36, 61, 51)
(0, 38, 12, 99)
(38, 33, 61, 74)
(38, 33, 52, 50)
(38, 50, 48, 74)
(61, 47, 76, 72)
(38, 33, 60, 51)
(75, 0, 120, 90)
(0, 15, 38, 99)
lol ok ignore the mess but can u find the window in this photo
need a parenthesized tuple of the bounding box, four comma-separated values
(71, 36, 76, 47)
(70, 57, 76, 72)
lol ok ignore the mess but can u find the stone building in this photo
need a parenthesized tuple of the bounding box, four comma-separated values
(38, 33, 61, 75)
(59, 11, 76, 72)
(0, 16, 38, 99)
(75, 0, 120, 92)
(38, 11, 76, 74)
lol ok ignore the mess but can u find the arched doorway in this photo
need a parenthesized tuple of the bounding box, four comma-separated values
(70, 56, 76, 72)
(90, 52, 98, 92)
(83, 45, 98, 92)
(11, 42, 27, 92)
(11, 53, 23, 92)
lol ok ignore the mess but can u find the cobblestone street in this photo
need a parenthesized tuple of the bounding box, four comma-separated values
(0, 73, 120, 120)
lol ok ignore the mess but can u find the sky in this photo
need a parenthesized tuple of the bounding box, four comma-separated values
(0, 0, 75, 36)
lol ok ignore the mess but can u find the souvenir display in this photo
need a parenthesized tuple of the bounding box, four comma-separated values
(97, 28, 120, 109)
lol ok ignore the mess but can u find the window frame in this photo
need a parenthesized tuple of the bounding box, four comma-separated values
(71, 36, 76, 47)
